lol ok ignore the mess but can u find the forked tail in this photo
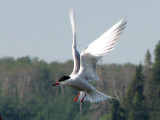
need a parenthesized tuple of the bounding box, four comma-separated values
(78, 90, 113, 103)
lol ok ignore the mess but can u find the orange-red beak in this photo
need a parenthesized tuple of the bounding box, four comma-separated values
(52, 82, 60, 87)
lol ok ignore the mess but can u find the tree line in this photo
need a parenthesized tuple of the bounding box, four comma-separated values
(102, 41, 160, 120)
(0, 41, 160, 120)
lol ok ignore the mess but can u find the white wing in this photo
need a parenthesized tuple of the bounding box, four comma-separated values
(70, 10, 80, 76)
(78, 18, 127, 81)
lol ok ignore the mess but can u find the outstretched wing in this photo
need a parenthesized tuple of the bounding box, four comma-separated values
(70, 10, 80, 76)
(78, 18, 127, 81)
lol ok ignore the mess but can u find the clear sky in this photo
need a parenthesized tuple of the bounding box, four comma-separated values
(0, 0, 160, 64)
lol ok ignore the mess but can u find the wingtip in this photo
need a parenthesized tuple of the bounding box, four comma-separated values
(69, 9, 76, 41)
(120, 17, 127, 25)
(69, 9, 74, 18)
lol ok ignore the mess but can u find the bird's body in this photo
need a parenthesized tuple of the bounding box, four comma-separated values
(61, 73, 95, 91)
(53, 10, 127, 103)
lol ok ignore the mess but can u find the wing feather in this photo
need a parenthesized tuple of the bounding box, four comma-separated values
(78, 18, 127, 81)
(69, 10, 80, 75)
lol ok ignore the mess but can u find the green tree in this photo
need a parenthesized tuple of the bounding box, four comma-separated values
(144, 50, 152, 71)
(124, 64, 147, 120)
(146, 41, 160, 120)
(110, 100, 126, 120)
(143, 50, 152, 96)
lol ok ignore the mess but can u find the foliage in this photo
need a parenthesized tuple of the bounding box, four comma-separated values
(1, 40, 160, 120)
(145, 41, 160, 120)
(123, 64, 147, 120)
(0, 56, 135, 120)
(110, 100, 126, 120)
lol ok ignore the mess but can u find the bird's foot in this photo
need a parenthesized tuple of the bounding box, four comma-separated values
(74, 93, 80, 102)
(81, 94, 86, 103)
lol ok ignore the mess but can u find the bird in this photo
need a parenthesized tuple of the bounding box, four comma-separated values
(53, 10, 127, 103)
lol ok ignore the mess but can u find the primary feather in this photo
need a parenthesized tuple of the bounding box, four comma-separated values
(78, 18, 127, 81)
(70, 10, 80, 76)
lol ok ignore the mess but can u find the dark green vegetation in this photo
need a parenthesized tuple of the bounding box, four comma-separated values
(0, 41, 160, 120)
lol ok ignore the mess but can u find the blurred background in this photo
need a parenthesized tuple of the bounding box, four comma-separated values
(0, 0, 160, 120)
(0, 0, 160, 64)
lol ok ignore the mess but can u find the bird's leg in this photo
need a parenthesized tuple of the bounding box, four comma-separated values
(81, 94, 86, 103)
(74, 92, 80, 102)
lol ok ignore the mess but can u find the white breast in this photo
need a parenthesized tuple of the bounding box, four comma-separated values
(64, 75, 95, 91)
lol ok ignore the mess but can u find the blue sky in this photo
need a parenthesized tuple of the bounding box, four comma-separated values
(0, 0, 160, 64)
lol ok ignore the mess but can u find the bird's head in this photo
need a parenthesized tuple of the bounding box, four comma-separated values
(52, 76, 70, 87)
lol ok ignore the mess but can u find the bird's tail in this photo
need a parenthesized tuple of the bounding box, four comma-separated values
(78, 90, 113, 103)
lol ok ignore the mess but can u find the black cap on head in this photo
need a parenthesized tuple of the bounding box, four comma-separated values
(58, 76, 70, 82)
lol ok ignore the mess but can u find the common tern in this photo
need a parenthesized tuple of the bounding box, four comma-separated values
(53, 10, 127, 103)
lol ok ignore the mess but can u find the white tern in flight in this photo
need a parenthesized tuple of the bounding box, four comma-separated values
(53, 10, 127, 103)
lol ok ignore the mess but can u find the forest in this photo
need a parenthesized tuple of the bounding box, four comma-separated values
(0, 41, 160, 120)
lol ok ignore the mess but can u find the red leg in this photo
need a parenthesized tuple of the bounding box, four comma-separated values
(81, 94, 86, 103)
(74, 93, 80, 102)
